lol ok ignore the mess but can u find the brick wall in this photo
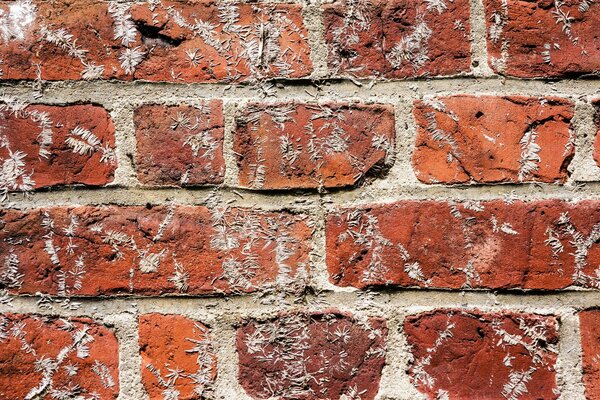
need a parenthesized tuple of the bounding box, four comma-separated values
(1, 0, 600, 399)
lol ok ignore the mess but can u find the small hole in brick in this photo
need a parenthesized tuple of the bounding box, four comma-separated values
(475, 111, 484, 119)
(135, 22, 184, 47)
(339, 48, 357, 59)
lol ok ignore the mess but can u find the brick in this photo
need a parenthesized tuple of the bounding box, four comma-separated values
(412, 95, 575, 184)
(0, 101, 116, 196)
(483, 0, 600, 78)
(0, 313, 119, 400)
(237, 310, 387, 400)
(580, 310, 600, 400)
(134, 102, 225, 186)
(0, 204, 311, 296)
(322, 0, 471, 79)
(326, 200, 600, 290)
(0, 0, 312, 82)
(234, 102, 395, 190)
(139, 314, 216, 399)
(405, 310, 559, 400)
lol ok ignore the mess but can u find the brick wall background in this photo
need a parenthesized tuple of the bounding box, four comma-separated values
(1, 0, 600, 399)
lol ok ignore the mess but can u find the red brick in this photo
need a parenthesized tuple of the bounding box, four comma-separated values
(326, 200, 600, 290)
(405, 310, 559, 400)
(134, 103, 225, 186)
(580, 310, 600, 400)
(0, 313, 119, 399)
(412, 95, 575, 184)
(0, 102, 116, 196)
(0, 0, 311, 82)
(237, 310, 387, 400)
(139, 314, 216, 399)
(234, 102, 395, 190)
(0, 204, 311, 296)
(483, 0, 600, 78)
(322, 0, 471, 79)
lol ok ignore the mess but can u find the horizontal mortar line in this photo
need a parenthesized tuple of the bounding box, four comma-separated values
(1, 290, 599, 318)
(2, 77, 600, 103)
(5, 183, 600, 209)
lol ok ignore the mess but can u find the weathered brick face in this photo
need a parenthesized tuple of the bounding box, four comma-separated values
(483, 0, 600, 77)
(0, 0, 312, 82)
(412, 96, 575, 184)
(234, 102, 395, 190)
(322, 0, 471, 79)
(237, 311, 387, 400)
(327, 200, 600, 290)
(0, 102, 116, 196)
(580, 310, 600, 400)
(134, 102, 225, 186)
(139, 314, 217, 399)
(405, 310, 559, 400)
(0, 205, 312, 296)
(0, 314, 119, 400)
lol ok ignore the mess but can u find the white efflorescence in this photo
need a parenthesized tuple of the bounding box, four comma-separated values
(410, 317, 455, 389)
(579, 0, 595, 12)
(119, 47, 145, 76)
(338, 201, 539, 290)
(409, 313, 557, 399)
(0, 95, 116, 202)
(65, 125, 115, 164)
(340, 210, 394, 284)
(0, 316, 114, 400)
(146, 322, 215, 399)
(493, 317, 558, 400)
(38, 212, 86, 311)
(425, 0, 448, 14)
(240, 103, 392, 190)
(388, 19, 433, 72)
(329, 0, 459, 75)
(544, 212, 600, 287)
(209, 198, 306, 296)
(168, 256, 189, 293)
(0, 0, 36, 43)
(0, 136, 35, 201)
(421, 101, 462, 163)
(518, 127, 541, 181)
(170, 107, 220, 164)
(243, 313, 385, 399)
(108, 2, 137, 47)
(489, 0, 509, 44)
(0, 96, 51, 201)
(489, 0, 510, 72)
